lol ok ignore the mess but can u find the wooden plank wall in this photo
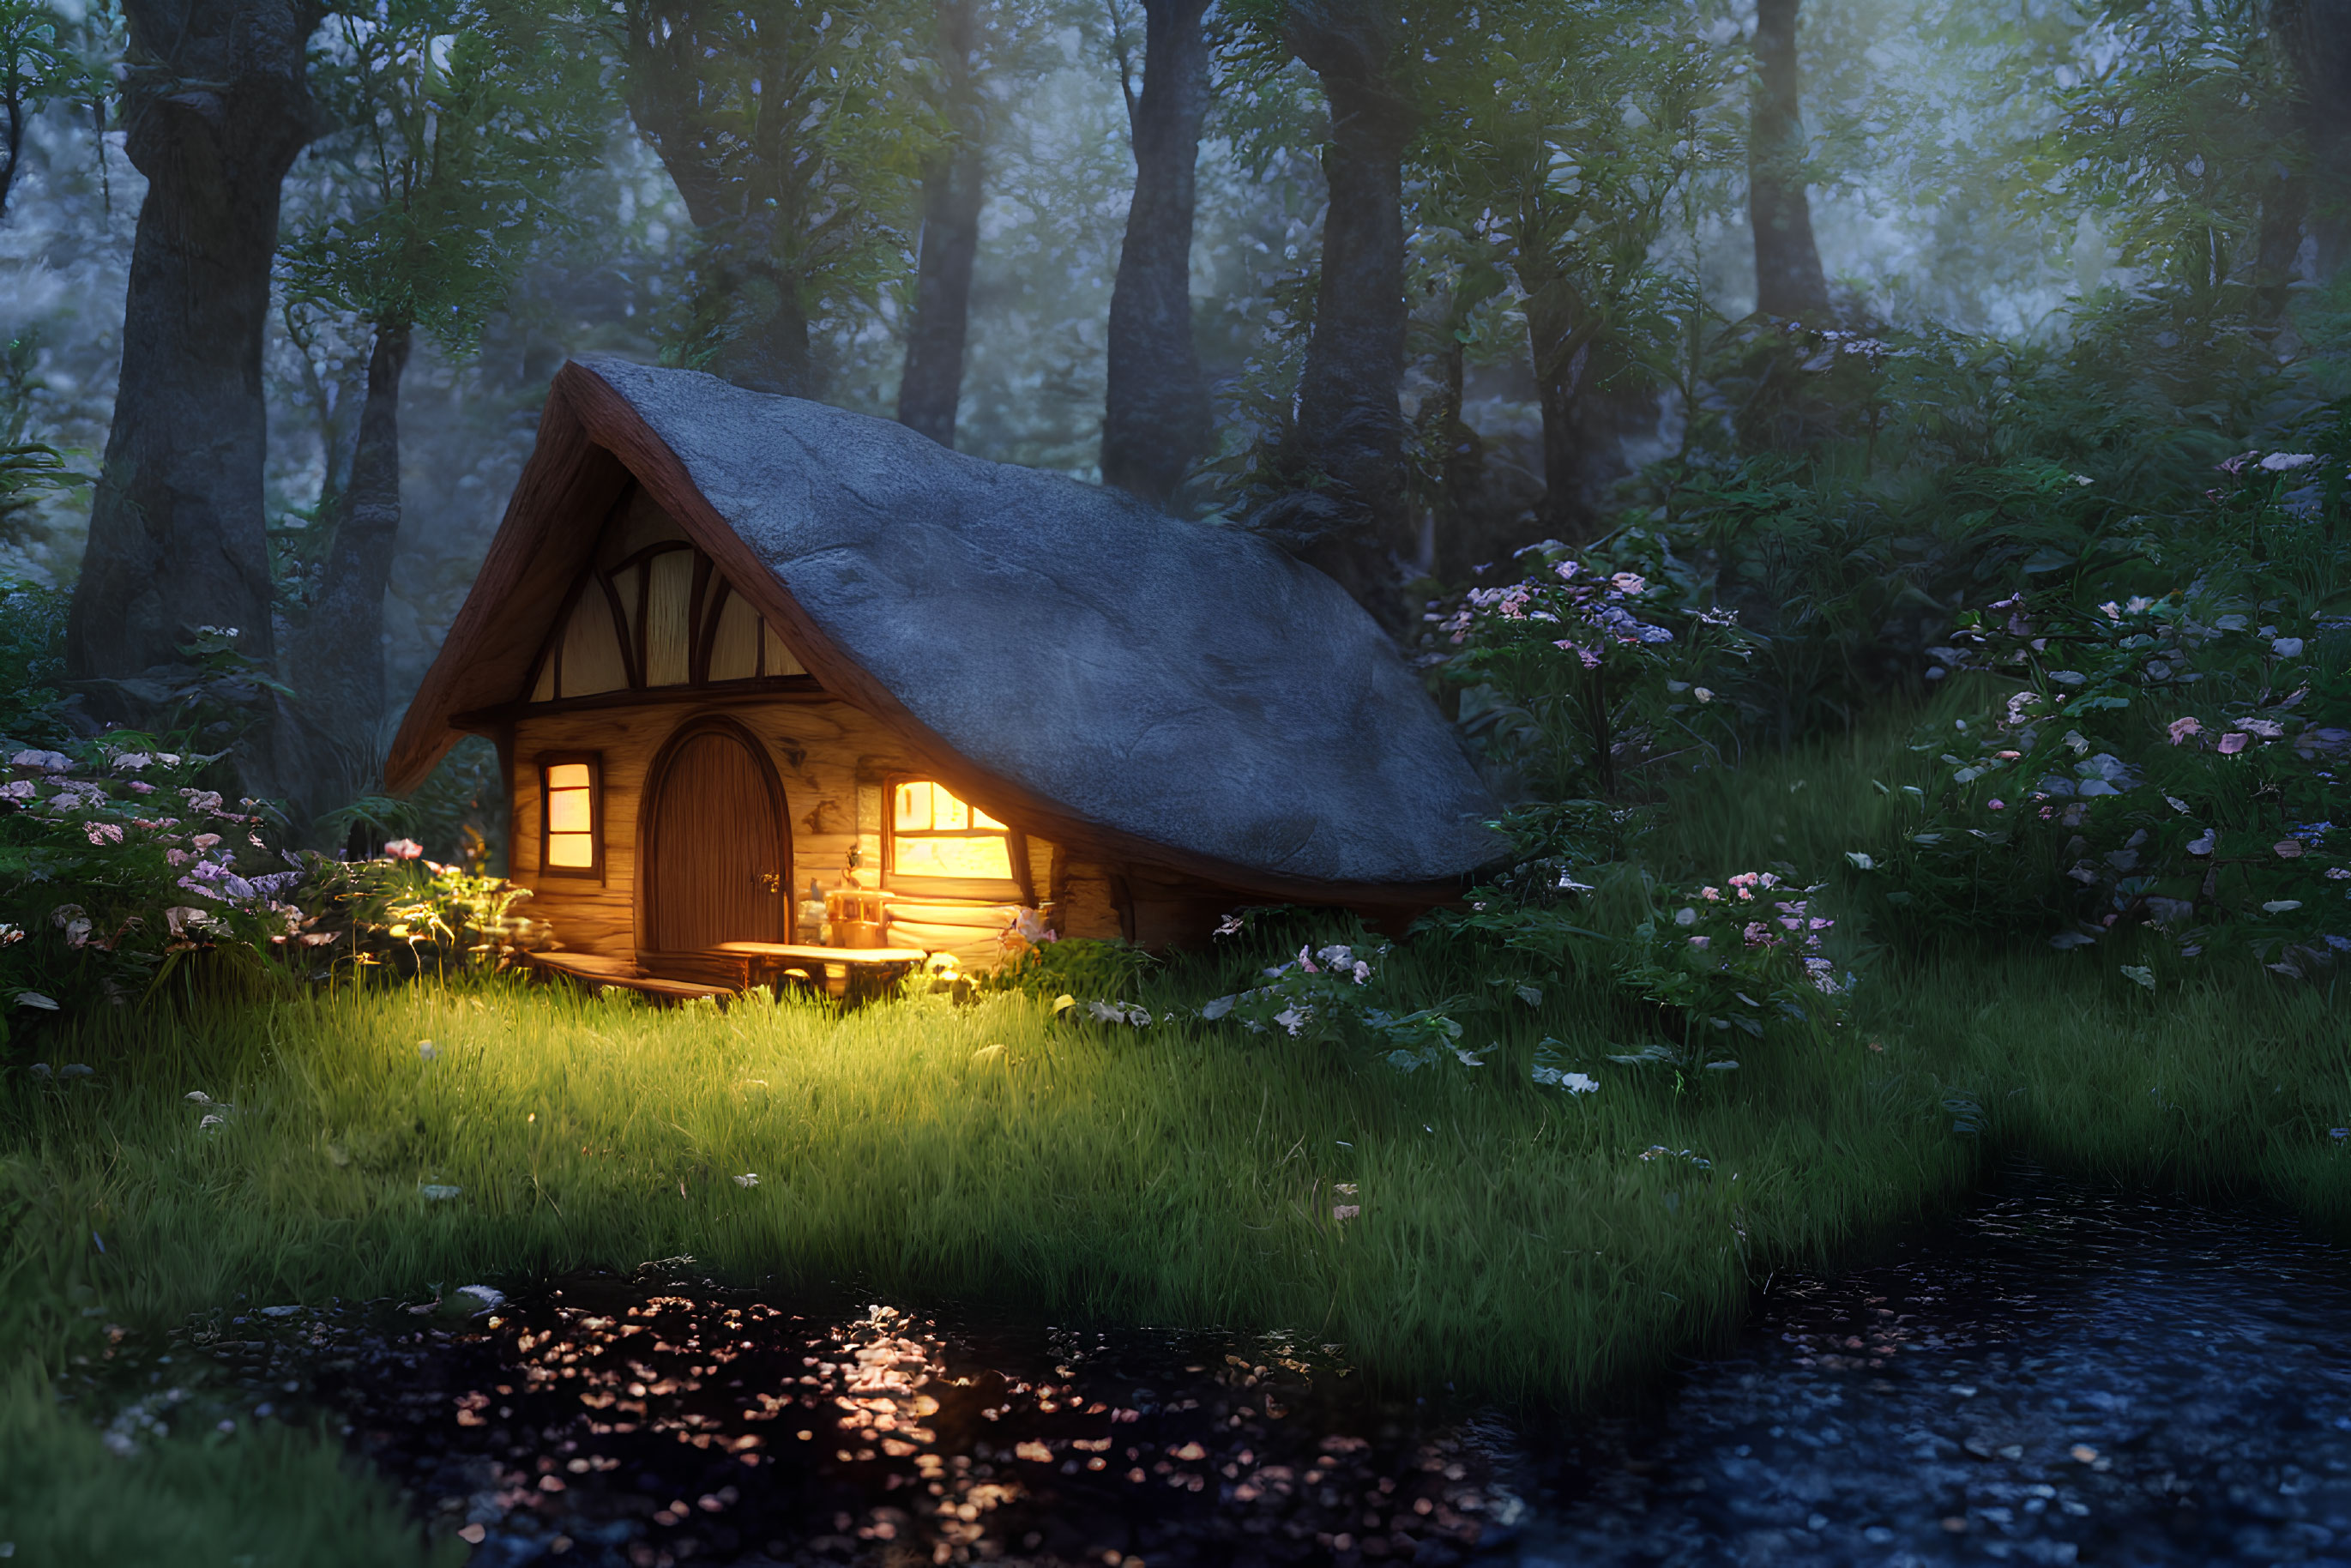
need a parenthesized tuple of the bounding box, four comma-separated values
(509, 696, 1088, 967)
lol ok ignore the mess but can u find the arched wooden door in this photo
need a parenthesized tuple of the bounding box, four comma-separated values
(641, 718, 793, 954)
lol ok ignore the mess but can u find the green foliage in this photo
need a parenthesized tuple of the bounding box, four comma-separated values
(0, 575, 69, 746)
(986, 933, 1154, 1004)
(286, 0, 608, 350)
(1429, 534, 1752, 797)
(618, 0, 942, 378)
(0, 740, 305, 1017)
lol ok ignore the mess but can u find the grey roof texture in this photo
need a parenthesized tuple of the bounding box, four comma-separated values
(584, 358, 1504, 886)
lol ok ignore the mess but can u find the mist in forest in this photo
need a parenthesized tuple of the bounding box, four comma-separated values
(0, 0, 2342, 840)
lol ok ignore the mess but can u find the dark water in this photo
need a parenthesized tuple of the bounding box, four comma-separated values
(182, 1167, 2351, 1567)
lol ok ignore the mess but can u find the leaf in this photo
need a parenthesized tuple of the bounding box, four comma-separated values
(2119, 965, 2155, 991)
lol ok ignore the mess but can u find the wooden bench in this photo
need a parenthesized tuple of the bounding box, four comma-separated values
(708, 942, 931, 1005)
(515, 950, 737, 1006)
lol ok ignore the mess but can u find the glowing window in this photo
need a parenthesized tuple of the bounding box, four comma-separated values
(541, 757, 600, 877)
(888, 780, 1015, 885)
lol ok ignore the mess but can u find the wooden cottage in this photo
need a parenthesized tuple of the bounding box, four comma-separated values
(385, 358, 1503, 995)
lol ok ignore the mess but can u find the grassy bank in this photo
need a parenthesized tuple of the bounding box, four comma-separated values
(4, 727, 2348, 1561)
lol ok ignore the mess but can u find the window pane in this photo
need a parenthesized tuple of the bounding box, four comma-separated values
(972, 805, 1006, 830)
(933, 790, 970, 831)
(547, 831, 595, 868)
(894, 783, 931, 832)
(548, 788, 591, 833)
(547, 763, 591, 791)
(894, 835, 1012, 881)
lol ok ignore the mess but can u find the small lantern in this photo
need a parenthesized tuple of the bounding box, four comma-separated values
(825, 886, 894, 948)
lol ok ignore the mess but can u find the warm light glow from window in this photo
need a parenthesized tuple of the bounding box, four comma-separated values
(890, 781, 1011, 883)
(546, 763, 595, 869)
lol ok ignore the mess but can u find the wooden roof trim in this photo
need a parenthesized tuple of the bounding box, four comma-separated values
(389, 362, 1473, 909)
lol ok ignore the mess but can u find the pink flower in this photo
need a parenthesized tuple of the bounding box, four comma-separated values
(1296, 944, 1319, 974)
(1700, 887, 1721, 902)
(2217, 733, 2249, 756)
(2167, 717, 2203, 745)
(384, 838, 425, 859)
(1987, 799, 2005, 811)
(1688, 935, 1711, 950)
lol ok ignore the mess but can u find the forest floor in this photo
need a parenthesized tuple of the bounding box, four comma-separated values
(5, 732, 2349, 1563)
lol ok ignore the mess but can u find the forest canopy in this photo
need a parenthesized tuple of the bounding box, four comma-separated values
(0, 0, 2344, 841)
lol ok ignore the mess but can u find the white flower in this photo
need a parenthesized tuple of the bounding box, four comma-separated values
(1351, 961, 1371, 984)
(1693, 687, 1714, 703)
(1673, 907, 1698, 926)
(733, 1173, 759, 1188)
(1533, 1066, 1599, 1094)
(1273, 1004, 1311, 1036)
(2260, 452, 2318, 471)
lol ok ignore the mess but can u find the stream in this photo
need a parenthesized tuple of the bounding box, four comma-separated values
(180, 1165, 2351, 1567)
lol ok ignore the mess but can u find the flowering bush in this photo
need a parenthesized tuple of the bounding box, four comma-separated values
(1425, 533, 1751, 798)
(1200, 935, 1469, 1067)
(1609, 873, 1852, 1075)
(1873, 581, 2348, 971)
(285, 844, 546, 979)
(0, 739, 306, 1024)
(0, 738, 551, 1036)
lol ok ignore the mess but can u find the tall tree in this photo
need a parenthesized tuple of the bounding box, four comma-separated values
(1278, 0, 1414, 615)
(618, 0, 931, 398)
(896, 0, 989, 446)
(278, 0, 600, 817)
(1099, 0, 1211, 507)
(1420, 0, 1721, 538)
(2276, 0, 2351, 283)
(68, 0, 324, 736)
(1748, 0, 1829, 321)
(0, 0, 85, 221)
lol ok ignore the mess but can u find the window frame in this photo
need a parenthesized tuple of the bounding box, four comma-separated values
(538, 751, 605, 881)
(881, 775, 1028, 902)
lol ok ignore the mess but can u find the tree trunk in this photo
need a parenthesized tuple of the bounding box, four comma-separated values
(898, 0, 988, 448)
(1100, 0, 1212, 508)
(287, 317, 410, 815)
(1283, 1, 1414, 622)
(3, 84, 26, 222)
(2276, 0, 2351, 284)
(1748, 0, 1830, 322)
(622, 10, 817, 398)
(1518, 264, 1604, 540)
(69, 0, 321, 727)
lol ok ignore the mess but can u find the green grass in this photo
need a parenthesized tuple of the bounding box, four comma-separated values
(3, 715, 2348, 1562)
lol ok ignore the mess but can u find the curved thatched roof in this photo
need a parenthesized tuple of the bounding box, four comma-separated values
(388, 358, 1504, 898)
